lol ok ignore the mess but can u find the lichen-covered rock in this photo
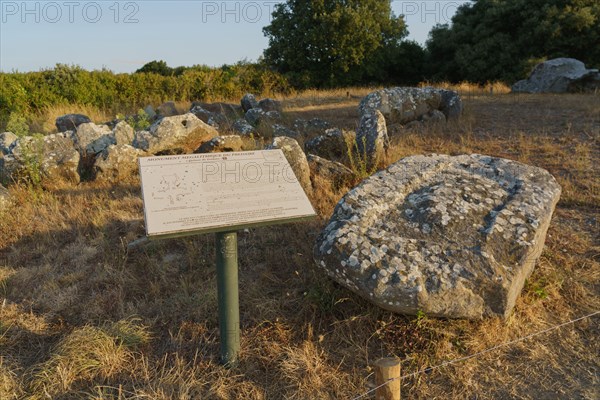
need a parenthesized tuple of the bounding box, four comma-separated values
(189, 105, 226, 128)
(132, 113, 218, 155)
(245, 108, 265, 126)
(72, 123, 115, 158)
(94, 144, 146, 182)
(195, 135, 250, 153)
(272, 124, 299, 139)
(241, 93, 259, 113)
(258, 98, 282, 112)
(232, 119, 256, 137)
(512, 58, 600, 93)
(355, 110, 388, 170)
(0, 132, 18, 155)
(304, 128, 347, 161)
(359, 87, 462, 124)
(55, 114, 91, 132)
(314, 154, 561, 319)
(40, 133, 81, 184)
(7, 133, 80, 185)
(293, 118, 332, 137)
(307, 154, 354, 189)
(113, 121, 135, 146)
(267, 137, 312, 196)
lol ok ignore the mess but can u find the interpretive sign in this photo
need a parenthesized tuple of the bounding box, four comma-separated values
(139, 150, 316, 238)
(138, 149, 316, 367)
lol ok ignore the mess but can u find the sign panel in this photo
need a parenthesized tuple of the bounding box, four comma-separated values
(139, 150, 316, 238)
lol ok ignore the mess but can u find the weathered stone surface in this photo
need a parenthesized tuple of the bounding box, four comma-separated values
(512, 58, 600, 94)
(272, 124, 299, 139)
(113, 121, 135, 146)
(157, 101, 179, 117)
(422, 110, 447, 124)
(293, 118, 332, 137)
(55, 114, 91, 132)
(195, 135, 249, 153)
(191, 101, 242, 118)
(0, 132, 18, 155)
(241, 93, 259, 113)
(132, 113, 218, 155)
(314, 154, 561, 319)
(267, 137, 312, 196)
(245, 108, 265, 126)
(304, 128, 347, 161)
(258, 98, 282, 112)
(307, 154, 354, 189)
(356, 110, 388, 170)
(189, 105, 226, 128)
(7, 133, 80, 184)
(359, 87, 462, 124)
(231, 119, 256, 136)
(94, 144, 146, 182)
(72, 123, 115, 157)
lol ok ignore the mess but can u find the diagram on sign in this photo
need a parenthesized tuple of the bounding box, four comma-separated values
(150, 173, 196, 207)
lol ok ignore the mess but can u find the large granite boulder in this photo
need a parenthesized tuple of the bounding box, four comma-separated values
(512, 58, 600, 93)
(113, 121, 135, 146)
(359, 87, 462, 125)
(231, 119, 257, 137)
(189, 105, 227, 128)
(355, 110, 388, 171)
(6, 133, 80, 185)
(72, 123, 115, 158)
(0, 132, 18, 155)
(55, 114, 91, 132)
(93, 144, 146, 182)
(304, 128, 347, 161)
(132, 113, 218, 155)
(314, 154, 561, 319)
(267, 137, 312, 196)
(293, 118, 332, 137)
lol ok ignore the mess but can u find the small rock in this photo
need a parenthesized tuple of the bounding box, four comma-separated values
(241, 94, 259, 113)
(55, 114, 91, 132)
(113, 121, 135, 146)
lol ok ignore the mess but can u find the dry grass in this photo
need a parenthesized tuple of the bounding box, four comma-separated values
(1, 91, 599, 399)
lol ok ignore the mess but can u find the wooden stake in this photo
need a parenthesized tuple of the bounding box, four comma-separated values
(374, 357, 401, 400)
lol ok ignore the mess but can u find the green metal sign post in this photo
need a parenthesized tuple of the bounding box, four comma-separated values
(215, 231, 240, 366)
(138, 151, 317, 367)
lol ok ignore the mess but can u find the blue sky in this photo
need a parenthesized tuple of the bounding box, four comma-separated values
(0, 1, 470, 72)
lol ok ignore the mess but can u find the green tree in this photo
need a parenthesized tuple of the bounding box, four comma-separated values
(426, 0, 600, 83)
(263, 0, 407, 87)
(135, 60, 174, 76)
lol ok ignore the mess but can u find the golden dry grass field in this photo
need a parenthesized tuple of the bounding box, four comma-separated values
(1, 89, 599, 399)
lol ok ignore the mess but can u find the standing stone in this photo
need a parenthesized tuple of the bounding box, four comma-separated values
(512, 58, 600, 93)
(267, 137, 312, 196)
(132, 113, 218, 155)
(0, 132, 18, 155)
(94, 144, 146, 183)
(314, 154, 562, 319)
(55, 114, 92, 132)
(241, 93, 259, 113)
(245, 108, 265, 126)
(355, 110, 388, 171)
(113, 121, 135, 146)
